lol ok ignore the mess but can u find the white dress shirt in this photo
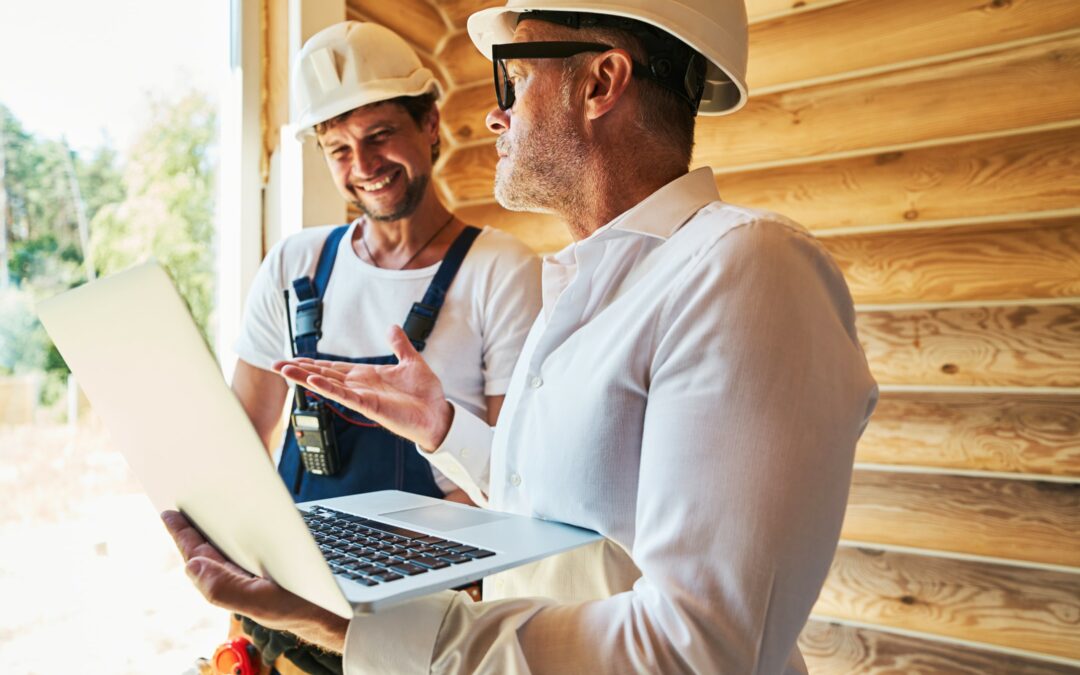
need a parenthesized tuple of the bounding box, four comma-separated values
(343, 167, 878, 674)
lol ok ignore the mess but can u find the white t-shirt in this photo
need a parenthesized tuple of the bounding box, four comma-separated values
(235, 219, 542, 492)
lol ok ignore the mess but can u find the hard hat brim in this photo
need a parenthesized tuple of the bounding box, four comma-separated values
(466, 2, 747, 115)
(294, 74, 442, 141)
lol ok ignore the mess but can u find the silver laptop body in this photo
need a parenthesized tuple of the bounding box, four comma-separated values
(37, 261, 601, 616)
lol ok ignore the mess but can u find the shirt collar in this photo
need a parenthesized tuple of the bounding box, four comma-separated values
(602, 166, 720, 241)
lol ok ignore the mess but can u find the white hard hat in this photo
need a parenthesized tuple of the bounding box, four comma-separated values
(467, 0, 748, 115)
(292, 21, 442, 140)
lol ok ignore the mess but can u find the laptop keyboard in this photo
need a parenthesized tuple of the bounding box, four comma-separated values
(302, 506, 496, 586)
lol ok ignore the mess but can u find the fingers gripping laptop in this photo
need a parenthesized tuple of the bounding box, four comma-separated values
(37, 261, 600, 617)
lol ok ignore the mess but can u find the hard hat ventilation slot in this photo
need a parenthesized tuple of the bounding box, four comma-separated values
(310, 47, 342, 93)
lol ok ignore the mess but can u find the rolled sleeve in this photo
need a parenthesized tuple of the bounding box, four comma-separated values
(343, 591, 457, 675)
(417, 400, 493, 506)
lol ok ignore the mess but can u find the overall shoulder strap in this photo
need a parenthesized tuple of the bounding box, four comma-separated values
(402, 225, 482, 352)
(290, 224, 351, 355)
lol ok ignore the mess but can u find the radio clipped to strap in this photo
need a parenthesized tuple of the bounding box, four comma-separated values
(291, 278, 322, 355)
(402, 301, 438, 352)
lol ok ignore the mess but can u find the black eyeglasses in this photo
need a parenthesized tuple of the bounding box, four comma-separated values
(491, 41, 652, 111)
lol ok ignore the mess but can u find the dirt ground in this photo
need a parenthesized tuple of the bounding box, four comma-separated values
(0, 419, 228, 674)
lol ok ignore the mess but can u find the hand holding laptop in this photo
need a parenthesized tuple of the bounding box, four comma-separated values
(275, 324, 454, 452)
(161, 511, 349, 652)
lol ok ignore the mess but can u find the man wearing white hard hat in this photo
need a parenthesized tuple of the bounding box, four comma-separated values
(230, 21, 540, 506)
(167, 2, 878, 673)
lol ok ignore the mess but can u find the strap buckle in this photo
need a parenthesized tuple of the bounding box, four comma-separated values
(402, 302, 438, 351)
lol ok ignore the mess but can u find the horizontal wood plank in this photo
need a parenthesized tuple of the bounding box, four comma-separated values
(695, 34, 1080, 170)
(437, 30, 490, 85)
(814, 547, 1080, 658)
(432, 0, 500, 29)
(824, 219, 1080, 304)
(441, 82, 496, 144)
(748, 0, 1080, 90)
(800, 620, 1080, 674)
(347, 0, 448, 54)
(842, 471, 1080, 567)
(438, 142, 499, 204)
(858, 392, 1080, 477)
(715, 125, 1080, 231)
(856, 303, 1080, 387)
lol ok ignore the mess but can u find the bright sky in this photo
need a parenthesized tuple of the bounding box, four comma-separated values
(0, 0, 228, 155)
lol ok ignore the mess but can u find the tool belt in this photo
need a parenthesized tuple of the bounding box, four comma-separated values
(235, 614, 343, 675)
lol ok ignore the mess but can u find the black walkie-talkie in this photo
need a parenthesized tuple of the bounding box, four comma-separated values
(285, 288, 340, 476)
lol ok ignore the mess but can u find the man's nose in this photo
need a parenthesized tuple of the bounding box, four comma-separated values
(486, 106, 509, 135)
(350, 148, 382, 179)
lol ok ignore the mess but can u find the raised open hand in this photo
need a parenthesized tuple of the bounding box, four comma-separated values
(274, 325, 454, 451)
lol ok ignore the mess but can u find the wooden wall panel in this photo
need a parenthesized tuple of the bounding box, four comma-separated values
(694, 35, 1080, 170)
(437, 31, 490, 85)
(800, 621, 1079, 675)
(347, 0, 448, 54)
(441, 82, 496, 144)
(747, 0, 1080, 90)
(433, 0, 500, 30)
(856, 303, 1080, 387)
(824, 220, 1080, 305)
(716, 125, 1080, 231)
(857, 392, 1080, 477)
(842, 471, 1080, 566)
(813, 547, 1080, 658)
(438, 142, 499, 203)
(444, 95, 1080, 211)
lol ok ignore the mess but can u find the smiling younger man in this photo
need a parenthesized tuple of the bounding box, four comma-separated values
(169, 2, 878, 673)
(231, 21, 540, 504)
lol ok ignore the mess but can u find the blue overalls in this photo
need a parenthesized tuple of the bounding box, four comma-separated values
(278, 223, 481, 502)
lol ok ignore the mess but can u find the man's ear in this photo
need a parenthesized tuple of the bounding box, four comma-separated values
(584, 49, 635, 121)
(424, 107, 441, 145)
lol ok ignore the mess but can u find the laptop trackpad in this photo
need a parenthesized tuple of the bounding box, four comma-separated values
(382, 504, 510, 532)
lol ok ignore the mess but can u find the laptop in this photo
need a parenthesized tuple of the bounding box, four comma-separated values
(37, 260, 601, 617)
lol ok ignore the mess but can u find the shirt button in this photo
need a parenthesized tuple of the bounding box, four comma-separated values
(510, 473, 522, 487)
(529, 376, 543, 389)
(460, 448, 469, 459)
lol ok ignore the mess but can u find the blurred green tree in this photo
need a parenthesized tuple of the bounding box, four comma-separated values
(91, 90, 218, 344)
(0, 90, 217, 402)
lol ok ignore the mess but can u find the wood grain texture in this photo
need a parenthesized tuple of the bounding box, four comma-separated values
(442, 78, 1080, 209)
(437, 142, 499, 204)
(799, 620, 1080, 675)
(824, 220, 1080, 304)
(694, 34, 1080, 170)
(748, 0, 1080, 90)
(856, 303, 1080, 387)
(440, 81, 496, 144)
(814, 547, 1080, 658)
(437, 30, 490, 85)
(456, 202, 572, 253)
(842, 471, 1080, 567)
(347, 0, 448, 54)
(858, 392, 1080, 477)
(433, 0, 501, 29)
(715, 125, 1080, 231)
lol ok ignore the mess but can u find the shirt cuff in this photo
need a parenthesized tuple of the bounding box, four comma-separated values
(343, 591, 456, 675)
(417, 400, 493, 506)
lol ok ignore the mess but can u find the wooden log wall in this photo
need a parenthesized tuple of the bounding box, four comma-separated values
(323, 1, 1080, 671)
